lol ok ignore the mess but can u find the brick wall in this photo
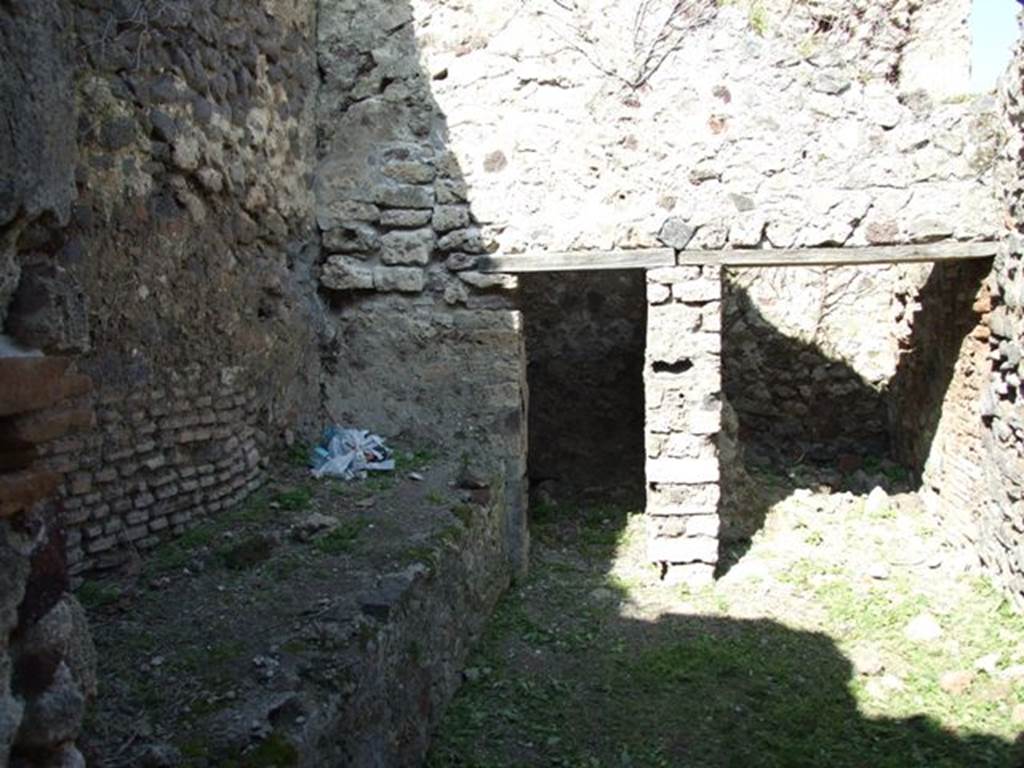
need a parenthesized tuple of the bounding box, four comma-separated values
(37, 367, 268, 575)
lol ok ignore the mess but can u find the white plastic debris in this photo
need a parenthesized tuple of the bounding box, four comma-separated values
(310, 426, 395, 480)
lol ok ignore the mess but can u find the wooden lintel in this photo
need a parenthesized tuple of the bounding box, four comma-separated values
(684, 240, 999, 267)
(476, 249, 675, 273)
(478, 241, 998, 273)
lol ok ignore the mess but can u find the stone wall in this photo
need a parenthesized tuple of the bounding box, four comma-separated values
(1, 3, 322, 762)
(1, 357, 96, 767)
(949, 29, 1024, 605)
(315, 0, 530, 574)
(888, 260, 992, 541)
(2, 0, 324, 574)
(401, 0, 1000, 470)
(644, 266, 722, 585)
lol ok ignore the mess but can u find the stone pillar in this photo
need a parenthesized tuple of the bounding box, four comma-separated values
(644, 266, 722, 586)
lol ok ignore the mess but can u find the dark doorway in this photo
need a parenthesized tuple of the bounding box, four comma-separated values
(521, 270, 647, 509)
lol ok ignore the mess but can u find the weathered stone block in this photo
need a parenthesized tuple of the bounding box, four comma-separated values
(647, 283, 671, 304)
(323, 223, 380, 254)
(658, 217, 696, 250)
(435, 178, 468, 204)
(647, 327, 721, 364)
(672, 278, 721, 303)
(701, 303, 722, 333)
(647, 266, 700, 284)
(647, 303, 702, 336)
(648, 514, 720, 539)
(646, 534, 718, 564)
(322, 257, 375, 291)
(433, 205, 471, 233)
(0, 470, 61, 517)
(458, 271, 518, 291)
(380, 229, 434, 266)
(380, 209, 433, 228)
(437, 228, 489, 254)
(662, 432, 716, 460)
(646, 457, 719, 484)
(376, 184, 435, 209)
(374, 267, 426, 293)
(382, 161, 435, 184)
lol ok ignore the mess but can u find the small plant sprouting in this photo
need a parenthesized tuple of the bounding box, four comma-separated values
(314, 520, 367, 555)
(748, 1, 768, 36)
(273, 486, 312, 512)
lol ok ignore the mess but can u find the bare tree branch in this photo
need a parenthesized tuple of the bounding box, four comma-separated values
(524, 0, 718, 90)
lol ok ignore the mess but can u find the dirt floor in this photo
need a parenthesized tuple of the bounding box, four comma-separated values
(76, 449, 1024, 768)
(77, 443, 488, 767)
(428, 466, 1024, 768)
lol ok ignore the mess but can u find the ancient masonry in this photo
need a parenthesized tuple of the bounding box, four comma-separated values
(645, 266, 723, 582)
(3, 0, 1024, 764)
(45, 367, 267, 574)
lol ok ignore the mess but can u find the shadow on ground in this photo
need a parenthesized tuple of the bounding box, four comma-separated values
(428, 502, 1022, 768)
(717, 259, 990, 575)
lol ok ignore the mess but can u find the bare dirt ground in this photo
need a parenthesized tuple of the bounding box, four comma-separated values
(77, 445, 481, 767)
(428, 467, 1024, 768)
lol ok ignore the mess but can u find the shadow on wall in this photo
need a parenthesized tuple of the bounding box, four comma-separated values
(315, 0, 531, 572)
(722, 278, 890, 467)
(520, 270, 647, 510)
(718, 260, 991, 574)
(429, 505, 1023, 767)
(315, 0, 523, 444)
(888, 258, 993, 477)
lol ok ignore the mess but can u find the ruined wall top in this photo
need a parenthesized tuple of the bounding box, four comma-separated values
(338, 0, 1001, 256)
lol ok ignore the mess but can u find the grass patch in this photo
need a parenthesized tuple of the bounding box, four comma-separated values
(76, 579, 122, 610)
(272, 486, 312, 512)
(430, 503, 1021, 768)
(229, 493, 275, 525)
(285, 442, 310, 468)
(451, 504, 474, 528)
(217, 535, 275, 571)
(395, 447, 437, 473)
(313, 520, 367, 555)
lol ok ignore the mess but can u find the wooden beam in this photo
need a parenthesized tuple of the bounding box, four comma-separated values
(477, 241, 998, 273)
(686, 240, 999, 267)
(476, 249, 675, 273)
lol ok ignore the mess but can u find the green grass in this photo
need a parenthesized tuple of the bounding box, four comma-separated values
(429, 504, 1022, 768)
(272, 486, 312, 512)
(395, 447, 437, 473)
(285, 442, 310, 468)
(313, 520, 367, 555)
(76, 579, 122, 610)
(230, 493, 275, 525)
(451, 504, 475, 529)
(748, 0, 768, 35)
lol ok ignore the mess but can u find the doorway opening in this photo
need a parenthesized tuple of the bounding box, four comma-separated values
(521, 270, 648, 511)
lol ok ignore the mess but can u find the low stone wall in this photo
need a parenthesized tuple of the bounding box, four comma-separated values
(644, 266, 722, 584)
(306, 475, 514, 766)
